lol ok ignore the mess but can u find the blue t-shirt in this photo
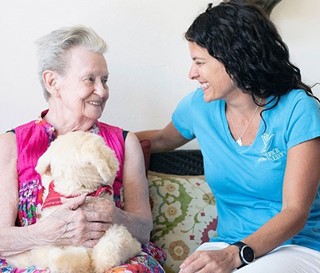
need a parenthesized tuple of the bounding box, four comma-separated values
(172, 88, 320, 251)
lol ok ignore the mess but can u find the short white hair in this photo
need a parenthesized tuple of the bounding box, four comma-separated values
(36, 25, 107, 100)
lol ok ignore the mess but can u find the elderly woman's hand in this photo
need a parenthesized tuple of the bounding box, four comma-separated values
(37, 195, 114, 248)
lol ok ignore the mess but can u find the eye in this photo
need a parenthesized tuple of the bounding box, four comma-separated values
(195, 61, 204, 66)
(102, 77, 108, 88)
(102, 77, 108, 84)
(84, 76, 95, 84)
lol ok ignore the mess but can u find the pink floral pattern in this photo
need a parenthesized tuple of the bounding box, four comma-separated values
(17, 179, 43, 226)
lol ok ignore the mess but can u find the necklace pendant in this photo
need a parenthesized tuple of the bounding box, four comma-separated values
(236, 138, 243, 146)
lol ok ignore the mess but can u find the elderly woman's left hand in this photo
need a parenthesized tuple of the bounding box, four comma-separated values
(80, 196, 115, 247)
(83, 196, 115, 223)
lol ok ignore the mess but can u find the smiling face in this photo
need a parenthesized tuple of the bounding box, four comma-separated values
(54, 46, 109, 123)
(188, 42, 238, 102)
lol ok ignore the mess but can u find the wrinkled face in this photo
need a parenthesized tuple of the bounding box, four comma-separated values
(188, 42, 237, 102)
(55, 46, 109, 122)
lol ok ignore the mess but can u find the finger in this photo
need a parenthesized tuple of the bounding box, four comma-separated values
(180, 260, 204, 273)
(82, 239, 100, 248)
(85, 211, 113, 223)
(61, 194, 87, 210)
(67, 218, 110, 235)
(87, 221, 111, 232)
(84, 195, 99, 203)
(83, 201, 114, 222)
(57, 221, 109, 246)
(87, 230, 108, 239)
(180, 251, 204, 272)
(84, 197, 113, 210)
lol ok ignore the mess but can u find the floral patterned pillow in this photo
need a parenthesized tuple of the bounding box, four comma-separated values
(148, 171, 218, 273)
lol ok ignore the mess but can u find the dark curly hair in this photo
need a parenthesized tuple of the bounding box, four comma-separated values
(185, 0, 317, 108)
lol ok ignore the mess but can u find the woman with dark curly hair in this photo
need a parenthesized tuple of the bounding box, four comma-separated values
(137, 1, 320, 272)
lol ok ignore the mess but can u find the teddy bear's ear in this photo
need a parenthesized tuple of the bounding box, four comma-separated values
(35, 149, 52, 176)
(94, 146, 119, 183)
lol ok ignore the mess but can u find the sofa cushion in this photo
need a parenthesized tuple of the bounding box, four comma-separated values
(148, 171, 218, 273)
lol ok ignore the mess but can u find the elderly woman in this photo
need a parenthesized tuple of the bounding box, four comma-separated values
(0, 26, 165, 273)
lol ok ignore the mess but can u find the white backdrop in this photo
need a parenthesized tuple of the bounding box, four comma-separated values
(1, 0, 319, 149)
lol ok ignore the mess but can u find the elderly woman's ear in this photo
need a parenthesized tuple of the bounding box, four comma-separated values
(42, 70, 60, 97)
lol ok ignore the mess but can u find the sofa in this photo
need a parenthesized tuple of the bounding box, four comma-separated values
(143, 146, 218, 273)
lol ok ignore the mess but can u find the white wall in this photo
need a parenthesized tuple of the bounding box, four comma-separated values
(1, 0, 319, 149)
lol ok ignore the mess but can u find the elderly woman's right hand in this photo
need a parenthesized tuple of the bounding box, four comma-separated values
(37, 194, 111, 248)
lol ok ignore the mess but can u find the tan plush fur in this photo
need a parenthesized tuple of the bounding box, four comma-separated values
(7, 131, 141, 273)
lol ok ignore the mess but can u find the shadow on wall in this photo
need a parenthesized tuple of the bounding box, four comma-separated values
(311, 82, 320, 99)
(223, 0, 282, 17)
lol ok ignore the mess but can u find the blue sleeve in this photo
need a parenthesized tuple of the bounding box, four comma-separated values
(286, 91, 320, 149)
(172, 90, 199, 140)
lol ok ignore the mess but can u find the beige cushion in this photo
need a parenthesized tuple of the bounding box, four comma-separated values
(148, 171, 218, 273)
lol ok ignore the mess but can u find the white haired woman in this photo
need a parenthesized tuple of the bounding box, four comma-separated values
(0, 26, 165, 273)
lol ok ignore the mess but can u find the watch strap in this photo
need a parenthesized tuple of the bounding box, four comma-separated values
(231, 241, 254, 268)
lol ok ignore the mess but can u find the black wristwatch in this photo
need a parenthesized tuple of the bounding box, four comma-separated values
(231, 241, 255, 268)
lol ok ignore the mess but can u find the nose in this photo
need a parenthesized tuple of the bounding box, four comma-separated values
(94, 80, 109, 98)
(189, 63, 199, 80)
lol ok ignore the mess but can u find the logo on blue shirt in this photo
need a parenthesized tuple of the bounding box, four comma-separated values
(258, 133, 285, 162)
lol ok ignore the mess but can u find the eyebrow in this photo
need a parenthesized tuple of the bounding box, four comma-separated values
(192, 57, 206, 61)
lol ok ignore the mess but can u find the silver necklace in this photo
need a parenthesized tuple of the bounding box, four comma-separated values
(228, 100, 261, 146)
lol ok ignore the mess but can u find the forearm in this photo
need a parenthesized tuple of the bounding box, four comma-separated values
(244, 208, 307, 257)
(0, 220, 65, 257)
(1, 197, 92, 257)
(136, 124, 189, 153)
(136, 130, 171, 153)
(220, 208, 309, 270)
(113, 208, 153, 244)
(0, 226, 35, 257)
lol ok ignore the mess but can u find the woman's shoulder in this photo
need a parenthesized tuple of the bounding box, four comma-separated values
(14, 119, 45, 135)
(2, 119, 41, 143)
(274, 89, 319, 113)
(0, 131, 16, 144)
(0, 131, 17, 159)
(284, 89, 319, 103)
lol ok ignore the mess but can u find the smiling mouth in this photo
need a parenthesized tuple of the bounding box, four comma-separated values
(201, 82, 210, 90)
(88, 100, 103, 106)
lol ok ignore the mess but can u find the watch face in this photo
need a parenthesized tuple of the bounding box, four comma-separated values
(241, 246, 255, 263)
